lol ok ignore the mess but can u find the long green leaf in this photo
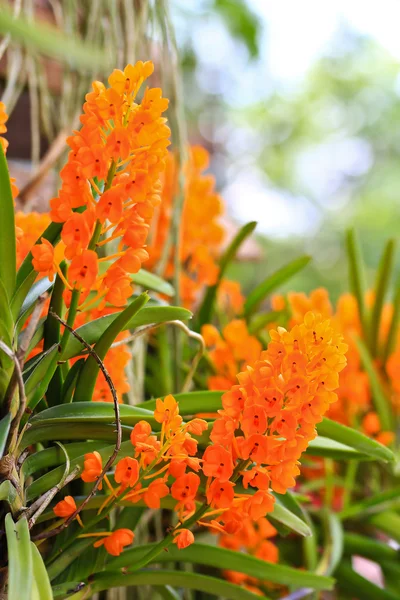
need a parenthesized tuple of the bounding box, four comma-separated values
(29, 401, 156, 426)
(74, 292, 149, 402)
(21, 422, 132, 451)
(0, 3, 109, 69)
(197, 221, 257, 327)
(356, 337, 394, 431)
(317, 417, 394, 463)
(340, 486, 400, 520)
(306, 436, 373, 461)
(0, 143, 16, 299)
(62, 305, 192, 360)
(383, 272, 400, 365)
(244, 255, 311, 317)
(0, 278, 14, 346)
(316, 511, 343, 577)
(105, 544, 333, 590)
(369, 239, 396, 356)
(368, 511, 400, 544)
(17, 277, 53, 331)
(335, 561, 400, 600)
(67, 571, 267, 600)
(132, 269, 174, 296)
(25, 344, 59, 401)
(346, 228, 368, 336)
(140, 390, 223, 413)
(343, 533, 398, 563)
(23, 440, 107, 477)
(0, 480, 22, 513)
(270, 497, 311, 537)
(5, 514, 33, 600)
(47, 538, 95, 583)
(31, 542, 54, 600)
(0, 412, 11, 458)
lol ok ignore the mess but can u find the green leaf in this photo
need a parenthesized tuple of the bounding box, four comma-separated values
(29, 401, 156, 426)
(12, 222, 62, 319)
(346, 228, 368, 337)
(31, 542, 54, 600)
(62, 305, 192, 360)
(368, 511, 400, 544)
(21, 422, 132, 451)
(17, 277, 53, 331)
(0, 412, 11, 458)
(197, 221, 257, 327)
(62, 358, 85, 403)
(383, 272, 400, 364)
(214, 0, 260, 58)
(335, 561, 400, 600)
(73, 292, 149, 402)
(355, 336, 394, 431)
(5, 514, 33, 600)
(343, 533, 398, 563)
(306, 436, 373, 461)
(316, 511, 343, 577)
(243, 255, 311, 317)
(317, 417, 394, 463)
(23, 440, 107, 478)
(132, 269, 174, 296)
(0, 480, 22, 513)
(248, 311, 283, 335)
(369, 239, 396, 356)
(25, 438, 134, 501)
(139, 390, 223, 413)
(0, 278, 14, 346)
(339, 486, 400, 521)
(270, 497, 312, 537)
(105, 544, 333, 590)
(47, 538, 95, 582)
(0, 143, 16, 299)
(0, 2, 109, 70)
(24, 344, 59, 402)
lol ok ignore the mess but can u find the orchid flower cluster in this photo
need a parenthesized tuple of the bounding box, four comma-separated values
(53, 311, 347, 557)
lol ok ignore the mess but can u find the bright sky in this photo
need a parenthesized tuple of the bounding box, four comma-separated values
(227, 0, 400, 237)
(176, 1, 400, 237)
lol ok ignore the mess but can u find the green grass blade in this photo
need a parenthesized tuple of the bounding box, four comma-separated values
(343, 533, 398, 563)
(0, 144, 16, 299)
(346, 228, 368, 337)
(197, 221, 257, 327)
(383, 272, 400, 365)
(243, 255, 311, 317)
(306, 436, 373, 461)
(356, 336, 394, 431)
(316, 511, 343, 577)
(369, 239, 396, 356)
(339, 486, 400, 520)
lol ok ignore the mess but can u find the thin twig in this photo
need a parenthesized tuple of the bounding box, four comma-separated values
(32, 312, 122, 540)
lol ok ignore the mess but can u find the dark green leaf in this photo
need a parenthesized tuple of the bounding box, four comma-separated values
(74, 292, 149, 402)
(0, 412, 11, 458)
(0, 143, 16, 299)
(335, 561, 400, 600)
(343, 533, 398, 563)
(106, 544, 333, 590)
(62, 305, 192, 360)
(0, 278, 14, 346)
(244, 256, 311, 317)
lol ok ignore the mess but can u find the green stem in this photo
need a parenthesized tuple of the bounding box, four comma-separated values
(341, 460, 358, 510)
